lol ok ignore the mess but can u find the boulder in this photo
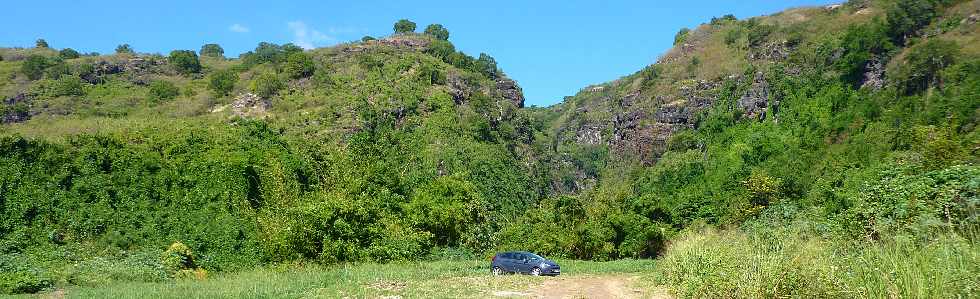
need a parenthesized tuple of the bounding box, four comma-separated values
(495, 77, 526, 108)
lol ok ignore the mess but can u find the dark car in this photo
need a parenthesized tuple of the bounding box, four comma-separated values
(491, 251, 560, 276)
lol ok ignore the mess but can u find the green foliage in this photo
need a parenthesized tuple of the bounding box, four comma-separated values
(835, 23, 894, 87)
(885, 0, 938, 42)
(241, 42, 303, 66)
(168, 50, 201, 74)
(199, 43, 224, 58)
(0, 256, 51, 294)
(361, 36, 376, 42)
(745, 21, 775, 47)
(21, 55, 50, 80)
(115, 44, 134, 54)
(250, 73, 284, 98)
(59, 48, 81, 59)
(394, 19, 417, 33)
(148, 80, 179, 102)
(35, 39, 48, 48)
(424, 24, 450, 40)
(476, 53, 498, 78)
(674, 28, 691, 45)
(710, 14, 737, 25)
(161, 242, 198, 277)
(208, 69, 238, 97)
(892, 38, 960, 94)
(283, 52, 315, 79)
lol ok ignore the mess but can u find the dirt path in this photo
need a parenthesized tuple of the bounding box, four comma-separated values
(495, 275, 671, 299)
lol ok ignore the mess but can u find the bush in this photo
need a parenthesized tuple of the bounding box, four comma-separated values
(168, 50, 201, 74)
(427, 40, 456, 60)
(424, 24, 450, 40)
(893, 38, 959, 94)
(250, 73, 284, 98)
(50, 76, 86, 97)
(148, 80, 179, 102)
(394, 19, 416, 34)
(674, 28, 691, 45)
(208, 69, 238, 97)
(21, 55, 50, 80)
(283, 52, 314, 79)
(44, 62, 71, 79)
(476, 53, 498, 78)
(199, 43, 224, 58)
(0, 270, 51, 294)
(115, 44, 134, 54)
(161, 242, 198, 277)
(361, 36, 376, 42)
(35, 39, 48, 48)
(59, 48, 81, 59)
(885, 0, 937, 42)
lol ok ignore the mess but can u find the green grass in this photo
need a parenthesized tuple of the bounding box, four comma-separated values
(647, 226, 980, 298)
(16, 259, 656, 299)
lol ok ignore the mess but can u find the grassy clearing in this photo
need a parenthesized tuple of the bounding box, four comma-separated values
(19, 259, 656, 299)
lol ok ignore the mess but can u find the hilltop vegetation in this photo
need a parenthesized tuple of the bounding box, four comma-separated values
(1, 0, 978, 297)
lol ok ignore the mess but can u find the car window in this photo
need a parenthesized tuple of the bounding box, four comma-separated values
(503, 253, 515, 260)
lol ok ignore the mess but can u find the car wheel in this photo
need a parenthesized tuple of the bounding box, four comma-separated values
(492, 266, 502, 276)
(530, 267, 541, 276)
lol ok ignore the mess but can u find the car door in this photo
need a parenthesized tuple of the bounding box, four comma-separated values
(514, 253, 531, 273)
(502, 253, 518, 272)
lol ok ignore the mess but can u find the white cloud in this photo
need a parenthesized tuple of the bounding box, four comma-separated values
(229, 24, 250, 33)
(287, 21, 334, 49)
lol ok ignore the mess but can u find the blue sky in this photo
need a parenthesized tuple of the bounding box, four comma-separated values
(4, 0, 838, 106)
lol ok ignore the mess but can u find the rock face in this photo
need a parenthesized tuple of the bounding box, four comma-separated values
(495, 77, 526, 108)
(1, 93, 31, 124)
(861, 56, 886, 91)
(230, 93, 270, 117)
(738, 72, 775, 121)
(749, 41, 793, 62)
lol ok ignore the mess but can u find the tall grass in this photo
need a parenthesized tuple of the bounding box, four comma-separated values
(651, 226, 979, 298)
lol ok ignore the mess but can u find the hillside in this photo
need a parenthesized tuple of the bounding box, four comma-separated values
(1, 0, 979, 297)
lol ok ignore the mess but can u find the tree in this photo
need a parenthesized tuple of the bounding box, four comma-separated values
(35, 39, 49, 48)
(168, 50, 201, 74)
(894, 39, 960, 94)
(424, 24, 450, 40)
(200, 43, 224, 58)
(426, 40, 456, 60)
(208, 69, 238, 97)
(674, 28, 691, 45)
(21, 55, 50, 80)
(886, 0, 936, 43)
(250, 73, 284, 98)
(58, 48, 81, 60)
(394, 19, 417, 34)
(148, 80, 180, 102)
(283, 52, 315, 79)
(361, 36, 376, 42)
(116, 44, 134, 54)
(476, 53, 498, 78)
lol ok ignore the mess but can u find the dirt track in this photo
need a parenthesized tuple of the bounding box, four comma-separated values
(493, 275, 671, 299)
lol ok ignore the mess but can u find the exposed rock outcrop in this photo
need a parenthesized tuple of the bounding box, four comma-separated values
(1, 93, 31, 124)
(228, 93, 270, 117)
(495, 77, 526, 108)
(861, 56, 886, 91)
(738, 72, 776, 121)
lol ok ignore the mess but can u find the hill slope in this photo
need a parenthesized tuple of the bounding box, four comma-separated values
(1, 0, 979, 296)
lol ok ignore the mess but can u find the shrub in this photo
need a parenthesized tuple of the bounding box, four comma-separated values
(476, 53, 498, 78)
(893, 39, 959, 94)
(115, 44, 134, 54)
(250, 73, 284, 98)
(424, 24, 450, 40)
(427, 40, 456, 60)
(724, 27, 742, 46)
(394, 19, 416, 34)
(161, 242, 197, 277)
(746, 23, 775, 47)
(59, 48, 81, 59)
(21, 55, 50, 80)
(44, 63, 71, 79)
(35, 39, 48, 48)
(885, 0, 937, 42)
(168, 50, 201, 74)
(710, 14, 737, 25)
(283, 52, 315, 79)
(148, 80, 179, 102)
(51, 76, 86, 97)
(361, 36, 376, 42)
(208, 69, 238, 97)
(0, 269, 51, 294)
(199, 43, 224, 58)
(674, 28, 691, 45)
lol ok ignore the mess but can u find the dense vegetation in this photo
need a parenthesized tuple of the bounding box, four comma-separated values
(0, 0, 977, 296)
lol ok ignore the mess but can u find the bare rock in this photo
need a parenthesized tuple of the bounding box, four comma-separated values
(2, 93, 32, 124)
(495, 77, 526, 108)
(738, 72, 776, 121)
(861, 56, 886, 91)
(229, 93, 270, 117)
